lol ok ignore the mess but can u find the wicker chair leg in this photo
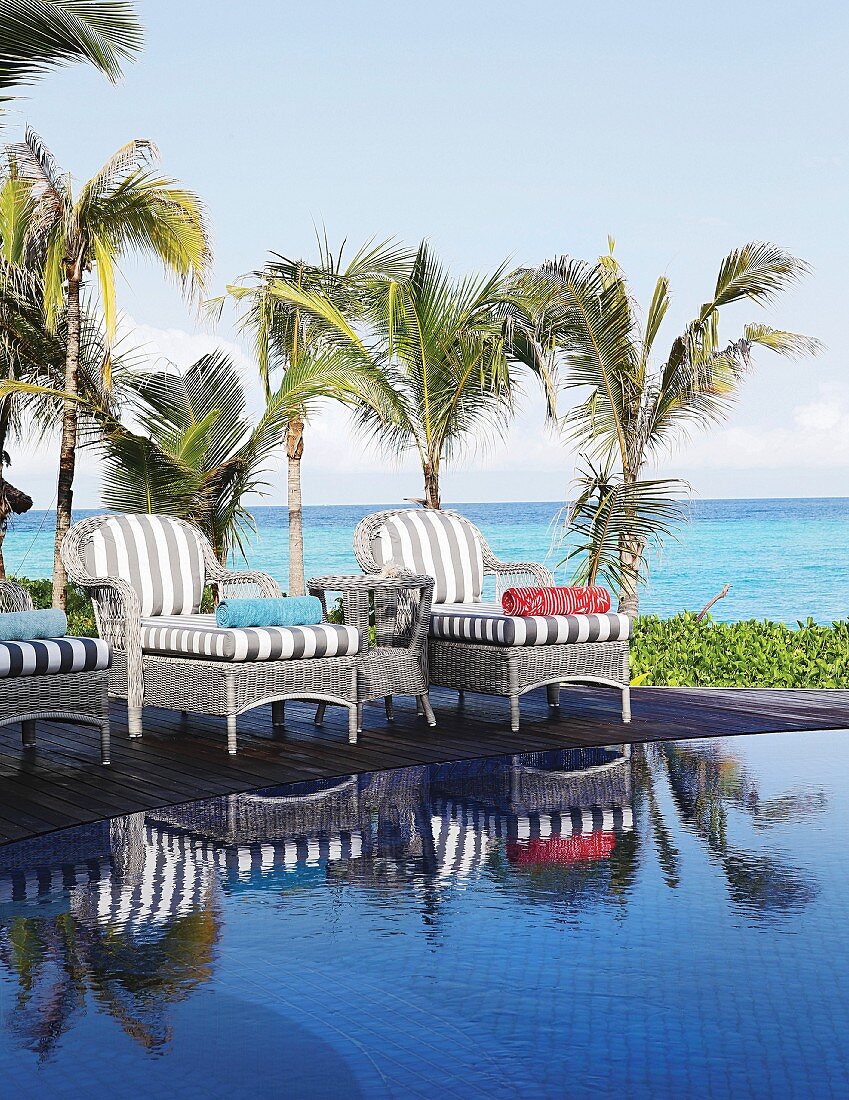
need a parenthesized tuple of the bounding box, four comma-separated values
(127, 705, 143, 739)
(21, 719, 36, 748)
(622, 685, 632, 723)
(272, 700, 285, 728)
(547, 684, 560, 707)
(226, 676, 238, 755)
(415, 697, 424, 716)
(315, 702, 327, 726)
(384, 696, 394, 721)
(509, 661, 520, 731)
(100, 720, 111, 766)
(419, 694, 436, 727)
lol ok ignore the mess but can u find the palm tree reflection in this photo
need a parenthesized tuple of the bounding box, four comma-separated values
(642, 740, 822, 917)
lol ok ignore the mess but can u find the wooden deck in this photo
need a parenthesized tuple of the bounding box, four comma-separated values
(2, 686, 849, 847)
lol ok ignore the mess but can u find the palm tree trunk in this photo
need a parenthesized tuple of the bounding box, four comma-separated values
(423, 461, 441, 509)
(286, 416, 305, 595)
(617, 535, 644, 617)
(618, 468, 643, 617)
(52, 274, 82, 610)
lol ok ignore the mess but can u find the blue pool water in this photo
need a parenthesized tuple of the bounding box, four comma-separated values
(5, 497, 849, 624)
(1, 729, 847, 1097)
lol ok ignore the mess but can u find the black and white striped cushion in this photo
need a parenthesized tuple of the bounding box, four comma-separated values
(370, 510, 484, 604)
(0, 637, 111, 678)
(140, 614, 363, 662)
(81, 514, 206, 616)
(429, 603, 631, 646)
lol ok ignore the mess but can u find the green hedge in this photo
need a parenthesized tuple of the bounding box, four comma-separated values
(632, 613, 849, 688)
(14, 578, 98, 637)
(11, 580, 849, 688)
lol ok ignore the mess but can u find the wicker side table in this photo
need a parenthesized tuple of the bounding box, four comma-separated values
(308, 573, 436, 731)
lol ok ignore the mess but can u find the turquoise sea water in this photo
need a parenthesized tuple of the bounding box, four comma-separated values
(4, 498, 849, 624)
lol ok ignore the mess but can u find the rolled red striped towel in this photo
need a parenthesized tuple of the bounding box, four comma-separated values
(501, 585, 612, 616)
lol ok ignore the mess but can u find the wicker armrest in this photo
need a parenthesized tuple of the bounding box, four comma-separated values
(489, 559, 554, 594)
(66, 574, 141, 649)
(0, 580, 34, 612)
(211, 569, 282, 599)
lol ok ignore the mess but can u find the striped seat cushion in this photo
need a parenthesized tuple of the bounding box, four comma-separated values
(429, 603, 631, 647)
(0, 637, 111, 679)
(81, 514, 206, 616)
(370, 510, 484, 604)
(140, 614, 363, 662)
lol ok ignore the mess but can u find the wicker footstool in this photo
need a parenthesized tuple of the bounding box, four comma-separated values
(108, 648, 360, 752)
(428, 637, 631, 731)
(0, 581, 112, 764)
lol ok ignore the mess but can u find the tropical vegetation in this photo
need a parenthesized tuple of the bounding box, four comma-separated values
(227, 236, 412, 592)
(0, 0, 142, 104)
(533, 240, 819, 615)
(258, 239, 556, 512)
(1, 130, 210, 606)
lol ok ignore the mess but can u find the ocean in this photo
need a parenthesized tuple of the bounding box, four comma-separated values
(3, 498, 847, 624)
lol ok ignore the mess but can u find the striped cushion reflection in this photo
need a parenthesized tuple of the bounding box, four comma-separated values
(0, 637, 110, 678)
(81, 514, 206, 616)
(370, 510, 484, 604)
(429, 603, 631, 646)
(140, 614, 363, 661)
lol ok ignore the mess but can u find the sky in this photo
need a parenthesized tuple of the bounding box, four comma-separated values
(6, 0, 848, 508)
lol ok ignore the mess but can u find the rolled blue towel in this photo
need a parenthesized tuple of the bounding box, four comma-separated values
(0, 609, 68, 640)
(215, 596, 323, 629)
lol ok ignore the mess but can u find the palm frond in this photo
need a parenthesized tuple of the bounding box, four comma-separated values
(558, 460, 687, 590)
(0, 0, 142, 95)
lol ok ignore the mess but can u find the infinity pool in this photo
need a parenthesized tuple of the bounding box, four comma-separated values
(1, 730, 847, 1098)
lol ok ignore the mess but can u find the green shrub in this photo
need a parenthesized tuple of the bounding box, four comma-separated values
(632, 612, 849, 688)
(12, 577, 98, 637)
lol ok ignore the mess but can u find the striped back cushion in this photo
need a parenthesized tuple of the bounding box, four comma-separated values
(81, 515, 206, 616)
(370, 510, 484, 604)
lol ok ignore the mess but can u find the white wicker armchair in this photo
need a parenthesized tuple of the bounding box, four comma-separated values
(353, 509, 631, 731)
(61, 514, 362, 751)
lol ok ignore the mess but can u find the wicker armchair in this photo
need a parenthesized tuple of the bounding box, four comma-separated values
(0, 580, 111, 762)
(353, 509, 631, 731)
(61, 514, 362, 751)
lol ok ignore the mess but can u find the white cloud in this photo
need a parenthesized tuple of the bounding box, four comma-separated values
(660, 384, 849, 473)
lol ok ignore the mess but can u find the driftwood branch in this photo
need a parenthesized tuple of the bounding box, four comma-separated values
(696, 583, 731, 621)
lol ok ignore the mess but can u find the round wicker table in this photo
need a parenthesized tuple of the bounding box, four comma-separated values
(307, 573, 436, 730)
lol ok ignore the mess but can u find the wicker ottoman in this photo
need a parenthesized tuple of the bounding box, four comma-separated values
(427, 637, 631, 732)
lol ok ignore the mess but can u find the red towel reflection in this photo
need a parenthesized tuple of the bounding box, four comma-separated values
(507, 832, 616, 865)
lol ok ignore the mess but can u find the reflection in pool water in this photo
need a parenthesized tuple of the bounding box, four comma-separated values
(0, 731, 846, 1098)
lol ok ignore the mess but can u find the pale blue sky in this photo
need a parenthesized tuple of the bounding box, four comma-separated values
(9, 0, 849, 506)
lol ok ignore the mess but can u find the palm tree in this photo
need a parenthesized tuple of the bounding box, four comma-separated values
(0, 177, 133, 576)
(0, 0, 142, 102)
(264, 240, 549, 512)
(4, 130, 210, 606)
(100, 348, 363, 566)
(227, 236, 411, 593)
(536, 241, 819, 616)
